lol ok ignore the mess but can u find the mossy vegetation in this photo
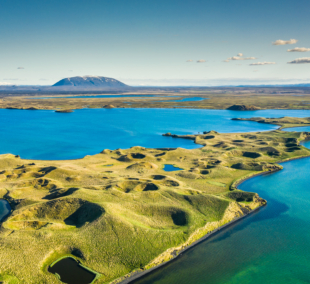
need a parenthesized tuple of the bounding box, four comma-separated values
(0, 127, 310, 283)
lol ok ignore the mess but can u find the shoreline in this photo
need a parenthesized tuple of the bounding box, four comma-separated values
(116, 152, 310, 284)
(3, 106, 310, 111)
(117, 203, 266, 284)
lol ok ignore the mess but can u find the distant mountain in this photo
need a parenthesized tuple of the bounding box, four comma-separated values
(53, 76, 128, 88)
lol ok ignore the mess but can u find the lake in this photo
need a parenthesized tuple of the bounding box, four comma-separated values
(2, 108, 310, 283)
(2, 108, 310, 160)
(171, 97, 206, 102)
(131, 143, 310, 284)
(29, 94, 165, 99)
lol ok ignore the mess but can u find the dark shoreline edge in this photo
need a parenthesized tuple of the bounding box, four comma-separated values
(116, 152, 310, 284)
(117, 204, 266, 284)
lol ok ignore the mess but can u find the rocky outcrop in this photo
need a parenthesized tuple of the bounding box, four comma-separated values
(55, 109, 73, 113)
(102, 104, 116, 109)
(227, 104, 260, 111)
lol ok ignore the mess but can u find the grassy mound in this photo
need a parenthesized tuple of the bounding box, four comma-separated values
(113, 180, 159, 193)
(225, 191, 256, 202)
(126, 162, 158, 171)
(118, 153, 147, 162)
(242, 151, 261, 158)
(4, 198, 104, 229)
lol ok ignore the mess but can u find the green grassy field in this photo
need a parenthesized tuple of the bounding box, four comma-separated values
(0, 119, 310, 283)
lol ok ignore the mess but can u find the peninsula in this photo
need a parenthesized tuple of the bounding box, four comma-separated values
(1, 117, 310, 283)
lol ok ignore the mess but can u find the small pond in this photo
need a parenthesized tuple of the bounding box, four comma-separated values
(0, 199, 11, 222)
(48, 257, 96, 284)
(163, 164, 183, 171)
(169, 97, 207, 102)
(155, 97, 207, 103)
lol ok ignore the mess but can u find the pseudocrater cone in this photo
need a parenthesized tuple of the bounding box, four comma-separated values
(118, 153, 147, 162)
(113, 180, 159, 193)
(126, 162, 158, 171)
(4, 198, 104, 230)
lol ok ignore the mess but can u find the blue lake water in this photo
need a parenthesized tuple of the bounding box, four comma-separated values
(132, 143, 310, 284)
(2, 109, 310, 160)
(285, 126, 310, 132)
(157, 97, 207, 102)
(29, 95, 205, 102)
(2, 108, 310, 283)
(163, 164, 183, 171)
(29, 94, 164, 99)
(172, 97, 206, 102)
(0, 200, 11, 222)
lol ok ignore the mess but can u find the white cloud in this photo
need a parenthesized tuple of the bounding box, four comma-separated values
(225, 53, 256, 62)
(287, 47, 310, 52)
(272, 39, 298, 45)
(250, 62, 276, 66)
(186, 59, 193, 62)
(17, 67, 24, 69)
(0, 82, 13, 85)
(287, 57, 310, 64)
(197, 59, 206, 63)
(228, 56, 256, 61)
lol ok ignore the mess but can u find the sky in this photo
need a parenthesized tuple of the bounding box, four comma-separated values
(0, 0, 310, 86)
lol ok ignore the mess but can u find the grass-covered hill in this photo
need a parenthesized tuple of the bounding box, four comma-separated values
(0, 127, 310, 283)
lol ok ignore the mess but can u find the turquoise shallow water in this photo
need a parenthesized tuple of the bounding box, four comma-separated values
(2, 108, 310, 160)
(132, 143, 310, 284)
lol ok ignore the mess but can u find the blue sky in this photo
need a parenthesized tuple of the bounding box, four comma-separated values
(0, 0, 310, 86)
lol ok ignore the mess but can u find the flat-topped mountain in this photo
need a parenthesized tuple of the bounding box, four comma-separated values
(53, 76, 128, 88)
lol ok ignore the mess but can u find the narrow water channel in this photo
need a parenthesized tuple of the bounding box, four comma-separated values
(0, 200, 11, 222)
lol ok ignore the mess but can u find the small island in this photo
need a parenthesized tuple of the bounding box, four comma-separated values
(227, 104, 261, 111)
(55, 109, 74, 113)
